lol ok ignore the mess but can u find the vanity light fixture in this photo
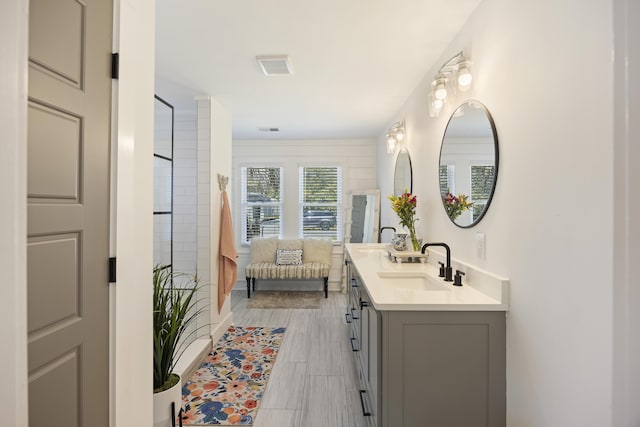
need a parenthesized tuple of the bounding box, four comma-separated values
(428, 51, 473, 117)
(386, 120, 405, 154)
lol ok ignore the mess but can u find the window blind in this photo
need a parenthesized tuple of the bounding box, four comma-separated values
(299, 166, 342, 240)
(240, 167, 283, 243)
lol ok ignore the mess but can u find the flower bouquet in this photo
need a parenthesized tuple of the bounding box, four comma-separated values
(443, 190, 473, 220)
(388, 190, 421, 251)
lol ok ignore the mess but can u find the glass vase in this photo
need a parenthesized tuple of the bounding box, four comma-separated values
(409, 230, 422, 252)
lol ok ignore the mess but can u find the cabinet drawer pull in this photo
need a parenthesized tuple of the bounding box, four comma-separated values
(351, 308, 359, 320)
(358, 390, 372, 416)
(350, 337, 359, 352)
(345, 312, 352, 324)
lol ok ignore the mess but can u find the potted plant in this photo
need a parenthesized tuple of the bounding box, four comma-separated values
(153, 265, 206, 427)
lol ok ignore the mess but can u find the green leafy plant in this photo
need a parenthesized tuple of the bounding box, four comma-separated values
(153, 265, 207, 392)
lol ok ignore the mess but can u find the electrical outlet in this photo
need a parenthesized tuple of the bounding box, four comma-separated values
(476, 232, 486, 260)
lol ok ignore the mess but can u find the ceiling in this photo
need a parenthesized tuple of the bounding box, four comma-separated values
(155, 0, 482, 140)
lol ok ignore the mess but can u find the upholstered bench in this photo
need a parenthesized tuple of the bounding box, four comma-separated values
(245, 238, 333, 298)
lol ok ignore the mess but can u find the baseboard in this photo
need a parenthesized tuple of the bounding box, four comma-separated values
(175, 312, 235, 385)
(174, 338, 212, 382)
(210, 311, 234, 344)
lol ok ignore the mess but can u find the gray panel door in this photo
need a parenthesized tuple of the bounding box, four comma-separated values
(27, 0, 112, 426)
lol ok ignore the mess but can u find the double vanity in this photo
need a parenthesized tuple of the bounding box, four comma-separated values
(344, 243, 509, 427)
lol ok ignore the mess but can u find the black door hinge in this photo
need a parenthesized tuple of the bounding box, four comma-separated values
(111, 53, 119, 79)
(109, 257, 117, 283)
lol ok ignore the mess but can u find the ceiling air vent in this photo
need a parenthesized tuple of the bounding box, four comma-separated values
(256, 55, 293, 76)
(258, 127, 280, 133)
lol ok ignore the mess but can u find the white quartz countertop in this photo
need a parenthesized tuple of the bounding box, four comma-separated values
(346, 243, 509, 311)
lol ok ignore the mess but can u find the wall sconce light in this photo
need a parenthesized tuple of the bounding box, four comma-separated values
(428, 51, 473, 117)
(386, 120, 405, 154)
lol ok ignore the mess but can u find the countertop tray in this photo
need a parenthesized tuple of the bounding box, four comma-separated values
(385, 244, 428, 263)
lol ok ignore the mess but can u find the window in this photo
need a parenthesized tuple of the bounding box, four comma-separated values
(241, 167, 282, 243)
(299, 166, 342, 240)
(470, 164, 495, 221)
(439, 164, 456, 195)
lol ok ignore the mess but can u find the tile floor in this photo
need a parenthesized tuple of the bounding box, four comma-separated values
(229, 290, 369, 427)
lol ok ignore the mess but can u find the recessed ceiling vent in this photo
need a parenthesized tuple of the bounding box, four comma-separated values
(258, 127, 280, 133)
(256, 55, 293, 76)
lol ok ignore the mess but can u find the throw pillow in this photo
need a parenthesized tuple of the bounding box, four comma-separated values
(276, 249, 303, 266)
(278, 239, 303, 250)
(302, 238, 333, 264)
(250, 237, 279, 263)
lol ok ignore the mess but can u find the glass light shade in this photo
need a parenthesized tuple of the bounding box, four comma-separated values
(434, 81, 447, 100)
(386, 135, 396, 154)
(457, 64, 473, 91)
(428, 92, 444, 118)
(395, 128, 405, 141)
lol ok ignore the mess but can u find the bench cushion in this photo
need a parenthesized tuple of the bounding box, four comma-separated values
(245, 262, 330, 280)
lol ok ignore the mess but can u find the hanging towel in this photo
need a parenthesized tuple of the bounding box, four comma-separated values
(218, 190, 238, 313)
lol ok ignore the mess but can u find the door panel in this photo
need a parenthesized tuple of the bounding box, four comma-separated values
(27, 102, 82, 200)
(27, 0, 112, 425)
(29, 0, 84, 87)
(27, 233, 80, 334)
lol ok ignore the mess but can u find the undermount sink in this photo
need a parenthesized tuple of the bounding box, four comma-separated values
(376, 271, 450, 291)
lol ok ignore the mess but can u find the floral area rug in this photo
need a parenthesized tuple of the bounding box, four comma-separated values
(181, 326, 286, 425)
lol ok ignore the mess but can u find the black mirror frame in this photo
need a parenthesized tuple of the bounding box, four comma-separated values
(439, 100, 499, 228)
(394, 149, 413, 195)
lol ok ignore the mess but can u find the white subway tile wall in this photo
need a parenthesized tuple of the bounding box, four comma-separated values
(173, 112, 198, 275)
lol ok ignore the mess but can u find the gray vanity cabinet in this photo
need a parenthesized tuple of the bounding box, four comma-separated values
(384, 310, 506, 427)
(345, 259, 506, 427)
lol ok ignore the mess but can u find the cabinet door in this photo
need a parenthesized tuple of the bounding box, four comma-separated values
(365, 304, 380, 418)
(385, 311, 505, 427)
(359, 299, 370, 376)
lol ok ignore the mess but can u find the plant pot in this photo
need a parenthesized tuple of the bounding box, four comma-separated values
(153, 374, 182, 427)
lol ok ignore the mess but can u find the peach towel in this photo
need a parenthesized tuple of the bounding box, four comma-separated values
(218, 191, 238, 313)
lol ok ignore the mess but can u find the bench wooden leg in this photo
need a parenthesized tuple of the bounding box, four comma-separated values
(252, 278, 256, 291)
(246, 277, 251, 298)
(324, 277, 328, 298)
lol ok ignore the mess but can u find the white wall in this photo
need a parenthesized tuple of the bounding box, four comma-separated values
(233, 139, 377, 290)
(196, 97, 234, 337)
(0, 0, 28, 425)
(377, 0, 614, 425)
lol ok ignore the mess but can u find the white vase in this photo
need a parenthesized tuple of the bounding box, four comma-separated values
(153, 375, 182, 427)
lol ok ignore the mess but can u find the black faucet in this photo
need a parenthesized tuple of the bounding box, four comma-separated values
(379, 226, 396, 242)
(421, 242, 453, 282)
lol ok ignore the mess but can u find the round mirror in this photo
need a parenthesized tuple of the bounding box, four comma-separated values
(394, 149, 413, 195)
(439, 100, 498, 227)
